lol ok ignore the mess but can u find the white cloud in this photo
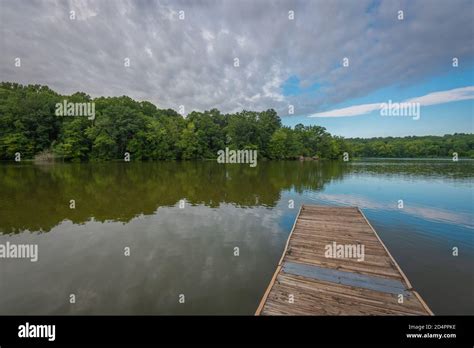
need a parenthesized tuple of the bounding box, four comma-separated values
(202, 29, 215, 41)
(1, 0, 473, 116)
(145, 47, 153, 58)
(406, 86, 474, 106)
(308, 103, 381, 118)
(309, 86, 474, 118)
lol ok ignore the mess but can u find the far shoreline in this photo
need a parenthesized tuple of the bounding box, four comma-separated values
(1, 157, 473, 165)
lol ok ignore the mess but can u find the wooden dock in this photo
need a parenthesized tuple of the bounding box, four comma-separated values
(256, 205, 433, 315)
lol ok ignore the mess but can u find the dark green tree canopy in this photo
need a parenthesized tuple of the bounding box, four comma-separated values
(1, 82, 472, 161)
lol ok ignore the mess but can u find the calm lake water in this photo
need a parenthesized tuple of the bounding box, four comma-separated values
(0, 160, 472, 315)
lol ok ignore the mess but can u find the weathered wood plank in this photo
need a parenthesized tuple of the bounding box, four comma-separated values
(277, 273, 427, 312)
(285, 253, 403, 280)
(255, 204, 433, 316)
(281, 261, 410, 296)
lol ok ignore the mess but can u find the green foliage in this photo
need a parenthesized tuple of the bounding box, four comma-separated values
(185, 109, 226, 158)
(346, 134, 474, 158)
(269, 127, 301, 159)
(0, 82, 61, 158)
(55, 117, 91, 161)
(1, 82, 472, 161)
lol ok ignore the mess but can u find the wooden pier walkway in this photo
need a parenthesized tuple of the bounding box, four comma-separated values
(256, 205, 433, 315)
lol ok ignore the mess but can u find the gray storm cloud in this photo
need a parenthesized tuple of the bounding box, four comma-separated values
(0, 0, 473, 116)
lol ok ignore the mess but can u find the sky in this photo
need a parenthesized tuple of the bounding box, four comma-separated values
(0, 0, 473, 138)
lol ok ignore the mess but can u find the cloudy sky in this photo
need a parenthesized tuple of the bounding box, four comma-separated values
(1, 0, 473, 137)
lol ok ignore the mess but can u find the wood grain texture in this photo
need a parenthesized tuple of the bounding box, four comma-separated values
(255, 205, 433, 316)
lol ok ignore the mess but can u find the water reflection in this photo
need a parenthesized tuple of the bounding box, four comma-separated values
(0, 161, 345, 234)
(1, 160, 472, 234)
(0, 160, 472, 315)
(310, 193, 473, 228)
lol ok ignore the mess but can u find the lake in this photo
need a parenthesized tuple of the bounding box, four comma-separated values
(0, 160, 472, 315)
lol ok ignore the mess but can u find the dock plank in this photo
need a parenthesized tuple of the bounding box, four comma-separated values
(255, 205, 433, 316)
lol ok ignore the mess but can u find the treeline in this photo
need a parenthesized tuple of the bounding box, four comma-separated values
(0, 82, 473, 161)
(0, 82, 347, 161)
(346, 134, 474, 158)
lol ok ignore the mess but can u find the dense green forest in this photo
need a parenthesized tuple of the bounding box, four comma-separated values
(1, 82, 473, 161)
(346, 134, 474, 158)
